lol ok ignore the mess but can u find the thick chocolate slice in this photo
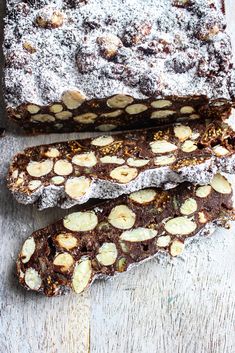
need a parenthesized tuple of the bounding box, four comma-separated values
(8, 117, 235, 209)
(4, 0, 234, 133)
(16, 174, 234, 297)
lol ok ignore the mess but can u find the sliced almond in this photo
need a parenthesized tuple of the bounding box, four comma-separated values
(91, 136, 114, 147)
(129, 189, 156, 204)
(72, 152, 97, 167)
(150, 140, 178, 154)
(54, 160, 73, 176)
(191, 132, 200, 140)
(50, 104, 63, 113)
(174, 125, 192, 141)
(31, 114, 55, 122)
(107, 95, 134, 108)
(55, 233, 78, 250)
(50, 176, 65, 185)
(74, 113, 97, 124)
(110, 165, 138, 183)
(210, 174, 232, 194)
(63, 211, 98, 232)
(65, 177, 91, 200)
(125, 104, 148, 115)
(45, 148, 60, 158)
(127, 158, 149, 167)
(53, 253, 74, 272)
(116, 257, 127, 272)
(101, 110, 123, 118)
(100, 156, 125, 165)
(96, 124, 117, 132)
(151, 110, 175, 119)
(180, 106, 195, 114)
(24, 268, 42, 290)
(28, 180, 42, 191)
(198, 212, 207, 224)
(120, 227, 157, 242)
(62, 90, 86, 109)
(180, 198, 197, 215)
(165, 217, 196, 235)
(96, 243, 118, 266)
(55, 111, 73, 120)
(154, 155, 176, 166)
(181, 140, 197, 153)
(72, 258, 92, 294)
(151, 100, 172, 109)
(213, 145, 230, 157)
(189, 114, 200, 120)
(108, 205, 136, 229)
(170, 239, 185, 257)
(12, 169, 19, 179)
(27, 104, 40, 114)
(156, 235, 171, 247)
(196, 185, 212, 198)
(27, 160, 53, 177)
(21, 237, 36, 264)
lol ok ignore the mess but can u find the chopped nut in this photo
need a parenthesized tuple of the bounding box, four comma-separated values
(150, 140, 178, 154)
(53, 253, 74, 272)
(72, 152, 97, 167)
(28, 180, 42, 191)
(116, 257, 127, 272)
(101, 110, 123, 118)
(27, 104, 40, 114)
(165, 217, 196, 235)
(156, 235, 171, 247)
(129, 189, 156, 204)
(12, 169, 19, 179)
(151, 100, 173, 109)
(50, 104, 63, 113)
(120, 227, 157, 242)
(180, 106, 195, 114)
(31, 114, 55, 122)
(91, 136, 114, 147)
(54, 160, 73, 176)
(125, 104, 148, 115)
(181, 140, 197, 153)
(213, 145, 229, 157)
(96, 124, 117, 132)
(198, 212, 207, 224)
(97, 34, 122, 59)
(24, 268, 42, 290)
(120, 241, 130, 253)
(50, 176, 65, 185)
(100, 156, 125, 165)
(189, 114, 200, 120)
(55, 233, 78, 250)
(210, 174, 232, 194)
(36, 11, 64, 29)
(96, 243, 118, 266)
(63, 211, 98, 232)
(74, 113, 97, 124)
(174, 125, 192, 141)
(21, 237, 36, 264)
(55, 111, 73, 120)
(110, 165, 138, 183)
(180, 198, 197, 215)
(65, 177, 91, 200)
(196, 185, 212, 198)
(62, 90, 86, 109)
(170, 239, 185, 257)
(23, 42, 37, 54)
(45, 148, 60, 158)
(151, 110, 175, 119)
(107, 95, 134, 108)
(154, 155, 176, 166)
(108, 205, 136, 230)
(191, 132, 200, 140)
(127, 158, 149, 167)
(72, 258, 92, 294)
(27, 159, 53, 177)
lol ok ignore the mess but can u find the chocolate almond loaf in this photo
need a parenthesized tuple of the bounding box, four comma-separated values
(16, 174, 234, 297)
(4, 0, 234, 133)
(7, 116, 235, 209)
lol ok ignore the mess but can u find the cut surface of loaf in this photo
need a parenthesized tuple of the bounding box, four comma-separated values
(4, 0, 234, 133)
(16, 174, 234, 297)
(7, 116, 235, 209)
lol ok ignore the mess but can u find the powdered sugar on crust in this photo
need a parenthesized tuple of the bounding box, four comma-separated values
(4, 0, 233, 108)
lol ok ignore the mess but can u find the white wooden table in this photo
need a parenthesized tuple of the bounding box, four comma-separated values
(1, 1, 235, 352)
